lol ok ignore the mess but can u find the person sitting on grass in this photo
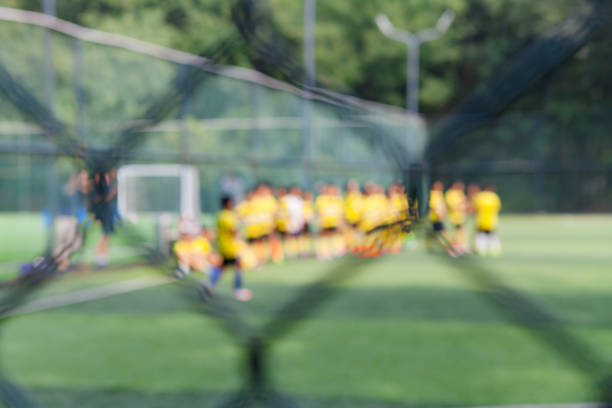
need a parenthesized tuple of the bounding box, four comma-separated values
(173, 219, 221, 279)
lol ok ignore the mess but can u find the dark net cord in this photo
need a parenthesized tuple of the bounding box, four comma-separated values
(0, 0, 611, 405)
(432, 232, 612, 406)
(426, 0, 612, 167)
(115, 217, 399, 407)
(0, 4, 420, 403)
(0, 220, 92, 408)
(3, 210, 612, 407)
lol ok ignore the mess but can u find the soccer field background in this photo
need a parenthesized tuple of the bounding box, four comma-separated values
(0, 214, 611, 407)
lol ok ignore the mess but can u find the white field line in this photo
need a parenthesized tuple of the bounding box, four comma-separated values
(3, 276, 172, 317)
(468, 403, 605, 408)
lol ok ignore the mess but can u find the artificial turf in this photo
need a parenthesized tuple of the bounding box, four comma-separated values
(0, 214, 610, 407)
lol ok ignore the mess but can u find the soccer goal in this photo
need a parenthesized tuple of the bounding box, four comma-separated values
(117, 164, 200, 256)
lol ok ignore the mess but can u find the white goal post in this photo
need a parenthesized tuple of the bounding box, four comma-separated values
(117, 164, 200, 222)
(117, 164, 200, 256)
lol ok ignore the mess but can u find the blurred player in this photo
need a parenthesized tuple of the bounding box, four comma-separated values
(445, 180, 469, 253)
(173, 219, 220, 279)
(53, 170, 88, 271)
(428, 181, 454, 254)
(467, 183, 481, 215)
(90, 167, 118, 267)
(330, 184, 348, 257)
(248, 184, 272, 264)
(388, 182, 409, 254)
(284, 186, 305, 259)
(206, 196, 252, 301)
(344, 180, 364, 252)
(466, 183, 481, 249)
(300, 190, 315, 257)
(473, 185, 502, 256)
(267, 186, 284, 263)
(237, 189, 265, 266)
(315, 184, 344, 260)
(258, 183, 282, 263)
(275, 187, 289, 262)
(403, 186, 420, 250)
(358, 182, 389, 257)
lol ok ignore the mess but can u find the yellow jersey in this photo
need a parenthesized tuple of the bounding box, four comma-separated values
(389, 193, 409, 222)
(237, 199, 265, 239)
(173, 236, 212, 257)
(429, 190, 445, 222)
(473, 191, 501, 231)
(276, 196, 291, 232)
(344, 192, 364, 225)
(445, 189, 467, 226)
(256, 194, 278, 235)
(303, 199, 314, 224)
(218, 209, 239, 259)
(360, 193, 389, 232)
(315, 194, 344, 229)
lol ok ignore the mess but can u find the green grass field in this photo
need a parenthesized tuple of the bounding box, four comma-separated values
(0, 214, 611, 407)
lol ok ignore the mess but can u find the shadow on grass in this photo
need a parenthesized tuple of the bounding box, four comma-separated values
(27, 386, 456, 408)
(41, 283, 612, 329)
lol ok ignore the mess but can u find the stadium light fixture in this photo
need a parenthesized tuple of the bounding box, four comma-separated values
(375, 10, 455, 113)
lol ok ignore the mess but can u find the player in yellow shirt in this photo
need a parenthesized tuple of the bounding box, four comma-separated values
(466, 183, 481, 249)
(276, 188, 290, 234)
(429, 181, 446, 230)
(387, 182, 409, 254)
(445, 180, 469, 253)
(205, 196, 252, 301)
(473, 185, 502, 256)
(255, 184, 282, 263)
(403, 186, 420, 250)
(428, 180, 456, 254)
(300, 190, 315, 257)
(315, 184, 345, 260)
(275, 188, 290, 260)
(236, 190, 265, 266)
(247, 184, 274, 264)
(359, 183, 387, 233)
(173, 219, 221, 279)
(344, 180, 364, 252)
(237, 190, 263, 242)
(358, 183, 389, 257)
(390, 183, 409, 221)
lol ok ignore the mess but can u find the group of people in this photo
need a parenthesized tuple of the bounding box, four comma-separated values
(173, 178, 505, 301)
(428, 180, 502, 256)
(26, 162, 505, 303)
(173, 180, 417, 301)
(40, 168, 504, 302)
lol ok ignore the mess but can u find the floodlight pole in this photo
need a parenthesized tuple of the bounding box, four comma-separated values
(304, 0, 316, 86)
(375, 10, 455, 113)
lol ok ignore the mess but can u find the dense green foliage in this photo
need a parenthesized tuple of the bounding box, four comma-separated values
(0, 0, 610, 211)
(4, 0, 611, 158)
(1, 214, 612, 406)
(1, 0, 606, 112)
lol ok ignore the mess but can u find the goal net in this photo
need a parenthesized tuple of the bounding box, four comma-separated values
(117, 164, 200, 255)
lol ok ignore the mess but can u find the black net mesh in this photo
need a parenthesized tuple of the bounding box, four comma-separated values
(0, 1, 610, 407)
